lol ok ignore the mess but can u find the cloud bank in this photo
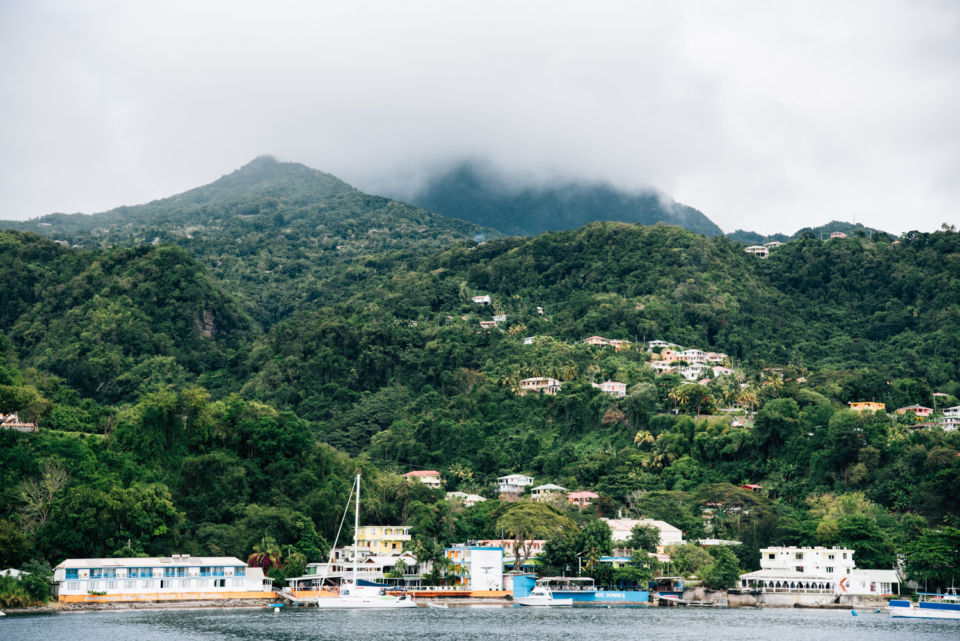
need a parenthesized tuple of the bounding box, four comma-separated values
(1, 0, 958, 234)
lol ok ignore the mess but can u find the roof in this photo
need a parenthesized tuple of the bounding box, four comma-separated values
(740, 569, 834, 580)
(568, 491, 599, 499)
(851, 569, 900, 582)
(403, 470, 441, 477)
(531, 484, 567, 492)
(602, 518, 681, 534)
(55, 556, 245, 569)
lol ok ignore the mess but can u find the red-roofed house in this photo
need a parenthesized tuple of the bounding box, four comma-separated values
(402, 470, 442, 489)
(741, 484, 763, 493)
(895, 405, 933, 418)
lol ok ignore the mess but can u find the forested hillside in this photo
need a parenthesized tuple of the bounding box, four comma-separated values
(1, 198, 958, 600)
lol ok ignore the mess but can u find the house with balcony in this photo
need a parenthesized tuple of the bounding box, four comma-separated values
(356, 525, 412, 556)
(584, 336, 611, 346)
(744, 245, 769, 258)
(943, 405, 960, 418)
(52, 555, 273, 603)
(601, 518, 684, 547)
(1, 412, 38, 433)
(530, 483, 567, 502)
(849, 401, 886, 412)
(567, 491, 599, 509)
(592, 380, 627, 398)
(518, 377, 562, 396)
(402, 470, 442, 488)
(497, 474, 534, 497)
(895, 405, 933, 418)
(472, 295, 491, 304)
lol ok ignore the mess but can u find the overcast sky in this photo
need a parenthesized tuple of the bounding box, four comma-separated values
(1, 1, 957, 234)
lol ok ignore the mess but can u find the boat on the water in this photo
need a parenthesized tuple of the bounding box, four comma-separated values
(515, 583, 573, 607)
(888, 588, 960, 620)
(314, 474, 416, 609)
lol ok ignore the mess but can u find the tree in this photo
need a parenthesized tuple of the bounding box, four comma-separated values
(495, 502, 576, 570)
(629, 525, 661, 553)
(577, 519, 613, 570)
(701, 546, 741, 589)
(903, 527, 960, 590)
(665, 543, 713, 577)
(248, 535, 283, 572)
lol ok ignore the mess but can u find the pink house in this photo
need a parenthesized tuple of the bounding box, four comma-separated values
(402, 470, 442, 488)
(567, 491, 599, 509)
(895, 405, 933, 417)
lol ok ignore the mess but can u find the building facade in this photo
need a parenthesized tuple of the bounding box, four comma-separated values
(356, 525, 412, 556)
(52, 555, 273, 603)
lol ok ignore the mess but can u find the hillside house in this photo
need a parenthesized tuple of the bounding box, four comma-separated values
(592, 380, 627, 398)
(744, 245, 769, 258)
(493, 314, 507, 323)
(584, 336, 610, 346)
(1, 412, 37, 433)
(530, 483, 567, 502)
(601, 518, 684, 546)
(706, 352, 729, 363)
(712, 366, 735, 377)
(830, 232, 847, 239)
(536, 306, 544, 315)
(567, 491, 599, 509)
(608, 339, 631, 352)
(942, 406, 960, 418)
(518, 377, 562, 396)
(402, 470, 443, 488)
(472, 295, 491, 304)
(849, 402, 886, 412)
(479, 320, 498, 330)
(764, 241, 783, 248)
(445, 491, 486, 508)
(895, 405, 933, 417)
(497, 474, 534, 497)
(523, 336, 536, 345)
(649, 361, 675, 373)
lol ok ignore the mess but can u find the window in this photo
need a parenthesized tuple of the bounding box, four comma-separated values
(827, 554, 835, 560)
(843, 553, 847, 559)
(768, 554, 775, 560)
(826, 567, 834, 573)
(67, 581, 80, 590)
(90, 569, 103, 579)
(795, 566, 803, 572)
(125, 581, 136, 589)
(89, 581, 100, 591)
(795, 552, 803, 560)
(66, 569, 78, 580)
(105, 581, 117, 590)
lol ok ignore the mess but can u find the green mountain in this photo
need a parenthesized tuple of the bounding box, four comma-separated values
(2, 156, 497, 325)
(727, 220, 888, 245)
(405, 160, 723, 237)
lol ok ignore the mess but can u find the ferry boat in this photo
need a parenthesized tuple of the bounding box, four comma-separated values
(519, 577, 649, 605)
(888, 589, 960, 620)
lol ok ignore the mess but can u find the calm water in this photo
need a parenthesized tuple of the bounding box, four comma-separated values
(2, 606, 958, 641)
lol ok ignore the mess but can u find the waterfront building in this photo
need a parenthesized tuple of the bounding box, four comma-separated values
(52, 555, 274, 603)
(445, 545, 504, 591)
(738, 546, 900, 596)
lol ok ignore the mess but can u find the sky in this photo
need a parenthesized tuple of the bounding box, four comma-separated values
(1, 1, 958, 235)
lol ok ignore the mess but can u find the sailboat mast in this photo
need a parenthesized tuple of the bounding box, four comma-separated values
(353, 473, 360, 585)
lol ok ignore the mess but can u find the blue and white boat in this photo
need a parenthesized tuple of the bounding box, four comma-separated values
(888, 588, 960, 620)
(523, 577, 649, 604)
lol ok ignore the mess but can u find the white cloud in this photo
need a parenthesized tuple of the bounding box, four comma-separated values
(1, 0, 957, 234)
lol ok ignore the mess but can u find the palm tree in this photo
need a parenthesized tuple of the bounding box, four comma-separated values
(248, 535, 283, 571)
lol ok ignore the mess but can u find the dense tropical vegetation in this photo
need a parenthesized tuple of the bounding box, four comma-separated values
(0, 161, 958, 603)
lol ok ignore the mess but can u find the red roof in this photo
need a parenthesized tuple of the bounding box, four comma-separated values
(741, 484, 763, 490)
(567, 491, 599, 499)
(403, 470, 440, 477)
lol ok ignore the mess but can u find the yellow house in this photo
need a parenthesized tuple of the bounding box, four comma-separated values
(356, 525, 412, 556)
(849, 402, 886, 412)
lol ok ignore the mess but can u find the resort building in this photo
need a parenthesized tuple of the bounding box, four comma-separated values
(356, 525, 412, 556)
(849, 401, 886, 412)
(402, 470, 442, 488)
(52, 555, 274, 603)
(592, 380, 627, 398)
(518, 377, 562, 396)
(738, 546, 900, 597)
(445, 546, 504, 591)
(530, 483, 567, 502)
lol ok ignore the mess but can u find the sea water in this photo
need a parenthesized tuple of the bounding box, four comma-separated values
(2, 605, 958, 641)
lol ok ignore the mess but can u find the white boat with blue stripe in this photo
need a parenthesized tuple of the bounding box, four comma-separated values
(888, 588, 960, 620)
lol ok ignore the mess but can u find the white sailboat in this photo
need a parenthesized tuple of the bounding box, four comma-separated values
(316, 474, 417, 609)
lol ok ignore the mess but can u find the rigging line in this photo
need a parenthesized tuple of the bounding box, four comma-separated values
(325, 476, 356, 573)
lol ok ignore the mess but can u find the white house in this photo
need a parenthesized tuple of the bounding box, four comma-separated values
(592, 380, 627, 398)
(712, 366, 735, 377)
(402, 470, 443, 488)
(744, 245, 769, 258)
(498, 474, 534, 496)
(530, 484, 568, 502)
(446, 491, 486, 508)
(601, 518, 684, 546)
(942, 406, 960, 418)
(52, 555, 274, 603)
(518, 377, 562, 396)
(445, 546, 503, 591)
(472, 295, 491, 304)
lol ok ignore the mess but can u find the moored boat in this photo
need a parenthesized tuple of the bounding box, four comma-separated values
(888, 589, 960, 620)
(515, 584, 573, 606)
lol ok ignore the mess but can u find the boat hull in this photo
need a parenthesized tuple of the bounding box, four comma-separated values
(515, 596, 573, 606)
(315, 596, 417, 609)
(888, 599, 960, 620)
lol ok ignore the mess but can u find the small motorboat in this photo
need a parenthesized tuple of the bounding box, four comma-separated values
(515, 585, 573, 607)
